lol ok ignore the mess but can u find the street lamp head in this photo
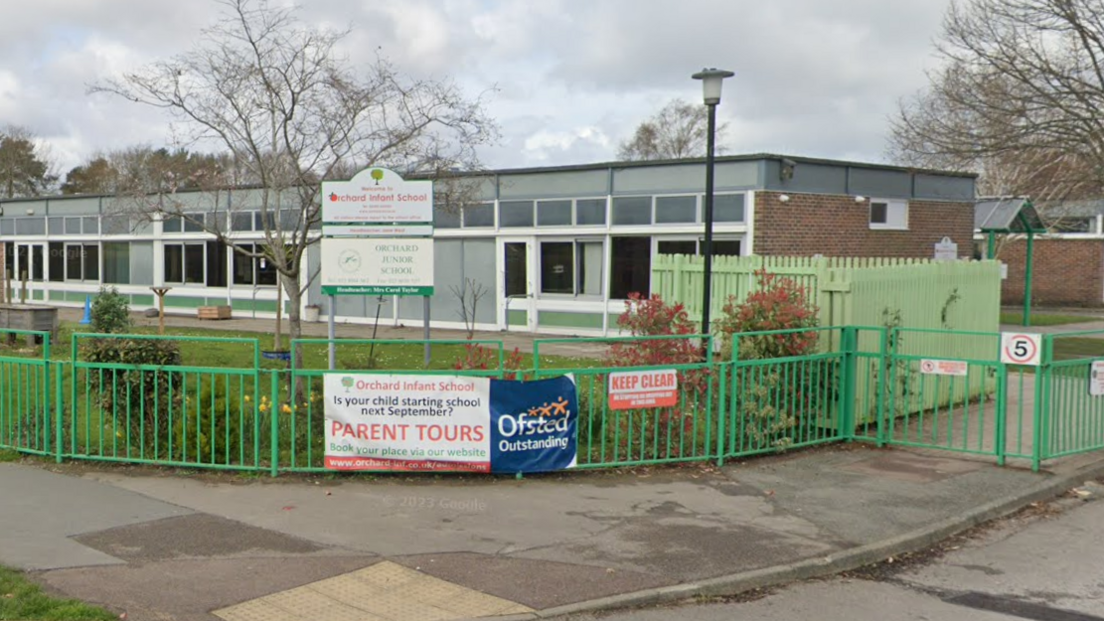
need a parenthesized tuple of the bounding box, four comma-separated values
(692, 67, 735, 105)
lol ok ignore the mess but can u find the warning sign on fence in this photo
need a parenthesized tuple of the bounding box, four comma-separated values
(1091, 361, 1104, 397)
(608, 369, 679, 410)
(919, 359, 969, 376)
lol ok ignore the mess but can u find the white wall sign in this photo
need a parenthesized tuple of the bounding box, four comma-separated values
(934, 236, 958, 261)
(1000, 332, 1043, 366)
(321, 168, 433, 224)
(321, 237, 434, 295)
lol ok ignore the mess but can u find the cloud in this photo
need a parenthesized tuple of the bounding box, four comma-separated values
(0, 0, 953, 178)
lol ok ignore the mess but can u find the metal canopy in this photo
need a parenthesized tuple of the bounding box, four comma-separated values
(975, 197, 1047, 233)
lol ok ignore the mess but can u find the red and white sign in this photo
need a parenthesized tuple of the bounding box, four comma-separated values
(920, 359, 969, 376)
(608, 369, 679, 410)
(324, 374, 490, 472)
(1000, 332, 1043, 366)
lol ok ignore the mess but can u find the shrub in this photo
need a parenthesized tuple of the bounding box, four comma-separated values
(90, 286, 132, 334)
(715, 269, 831, 451)
(452, 342, 528, 380)
(83, 337, 183, 454)
(606, 293, 701, 369)
(168, 376, 252, 464)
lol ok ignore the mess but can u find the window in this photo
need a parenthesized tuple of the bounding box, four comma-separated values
(540, 242, 573, 294)
(48, 217, 64, 235)
(230, 243, 278, 286)
(434, 208, 460, 229)
(82, 217, 99, 234)
(0, 220, 12, 235)
(462, 203, 494, 227)
(15, 218, 45, 235)
(505, 243, 527, 297)
(206, 241, 227, 287)
(657, 238, 742, 257)
(499, 201, 534, 227)
(48, 243, 63, 282)
(612, 197, 652, 225)
(254, 212, 275, 231)
(611, 237, 651, 299)
(103, 243, 130, 284)
(163, 216, 182, 233)
(231, 212, 253, 231)
(101, 215, 131, 235)
(714, 194, 746, 222)
(655, 196, 697, 224)
(537, 200, 572, 226)
(65, 217, 82, 234)
(164, 243, 205, 284)
(65, 243, 99, 281)
(184, 214, 205, 233)
(869, 199, 908, 230)
(576, 199, 607, 225)
(539, 240, 604, 296)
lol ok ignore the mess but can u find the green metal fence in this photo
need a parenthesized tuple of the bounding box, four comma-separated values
(2, 325, 1103, 474)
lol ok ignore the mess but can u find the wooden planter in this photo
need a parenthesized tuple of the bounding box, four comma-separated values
(197, 305, 232, 320)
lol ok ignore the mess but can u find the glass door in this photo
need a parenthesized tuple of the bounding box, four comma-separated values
(14, 243, 45, 302)
(501, 238, 534, 331)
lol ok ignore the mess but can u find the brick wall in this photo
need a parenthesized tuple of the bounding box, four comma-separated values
(753, 192, 975, 258)
(998, 238, 1104, 306)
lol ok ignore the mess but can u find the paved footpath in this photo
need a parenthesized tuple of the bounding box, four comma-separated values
(3, 445, 1103, 621)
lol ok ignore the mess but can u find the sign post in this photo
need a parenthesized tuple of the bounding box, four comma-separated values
(320, 168, 434, 370)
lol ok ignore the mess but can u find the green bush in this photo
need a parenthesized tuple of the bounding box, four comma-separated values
(168, 377, 253, 464)
(90, 286, 132, 334)
(83, 337, 183, 454)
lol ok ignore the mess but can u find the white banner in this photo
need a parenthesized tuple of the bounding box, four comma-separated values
(321, 167, 433, 224)
(320, 237, 434, 295)
(324, 374, 491, 472)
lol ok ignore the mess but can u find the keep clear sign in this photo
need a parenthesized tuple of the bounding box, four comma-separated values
(324, 373, 578, 474)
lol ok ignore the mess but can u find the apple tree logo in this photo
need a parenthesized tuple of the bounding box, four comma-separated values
(341, 376, 354, 392)
(338, 249, 361, 273)
(370, 169, 384, 185)
(328, 192, 338, 202)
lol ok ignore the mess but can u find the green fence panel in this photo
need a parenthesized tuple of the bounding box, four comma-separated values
(0, 329, 51, 457)
(64, 332, 264, 471)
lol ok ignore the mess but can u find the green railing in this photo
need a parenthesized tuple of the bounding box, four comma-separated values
(64, 333, 265, 471)
(0, 326, 1101, 475)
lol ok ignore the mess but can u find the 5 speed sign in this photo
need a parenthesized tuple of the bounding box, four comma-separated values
(1000, 332, 1043, 366)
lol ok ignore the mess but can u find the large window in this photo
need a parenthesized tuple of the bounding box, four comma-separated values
(612, 197, 652, 225)
(230, 243, 278, 286)
(714, 194, 745, 222)
(462, 204, 494, 227)
(505, 243, 527, 297)
(103, 243, 130, 284)
(655, 196, 697, 224)
(536, 201, 572, 226)
(65, 243, 99, 282)
(539, 240, 603, 297)
(657, 238, 742, 257)
(499, 201, 534, 227)
(164, 243, 204, 284)
(611, 237, 650, 299)
(576, 199, 607, 225)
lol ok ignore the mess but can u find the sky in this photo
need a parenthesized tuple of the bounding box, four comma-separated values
(0, 0, 954, 180)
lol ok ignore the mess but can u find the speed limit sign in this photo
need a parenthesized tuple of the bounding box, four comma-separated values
(1001, 332, 1043, 366)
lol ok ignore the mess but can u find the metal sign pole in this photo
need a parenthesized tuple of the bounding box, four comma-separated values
(423, 295, 431, 367)
(328, 294, 336, 370)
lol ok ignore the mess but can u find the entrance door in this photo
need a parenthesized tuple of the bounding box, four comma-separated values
(14, 243, 45, 302)
(501, 239, 535, 331)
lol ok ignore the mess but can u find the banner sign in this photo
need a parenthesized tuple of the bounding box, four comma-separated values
(489, 375, 578, 474)
(320, 237, 434, 296)
(324, 373, 578, 474)
(1091, 360, 1104, 397)
(321, 167, 433, 224)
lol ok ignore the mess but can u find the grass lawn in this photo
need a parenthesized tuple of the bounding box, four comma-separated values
(0, 449, 18, 463)
(1052, 337, 1104, 361)
(1000, 311, 1098, 327)
(0, 565, 115, 621)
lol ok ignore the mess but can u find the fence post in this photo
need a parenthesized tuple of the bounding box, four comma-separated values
(716, 361, 727, 467)
(270, 369, 280, 477)
(1030, 335, 1052, 472)
(42, 333, 51, 457)
(995, 362, 1007, 466)
(876, 327, 890, 447)
(839, 327, 857, 441)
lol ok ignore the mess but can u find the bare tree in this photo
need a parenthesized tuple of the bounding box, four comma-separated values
(91, 0, 498, 358)
(888, 0, 1104, 227)
(451, 277, 488, 339)
(618, 98, 728, 161)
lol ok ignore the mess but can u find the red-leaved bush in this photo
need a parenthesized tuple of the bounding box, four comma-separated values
(715, 269, 819, 360)
(605, 293, 703, 370)
(452, 341, 528, 380)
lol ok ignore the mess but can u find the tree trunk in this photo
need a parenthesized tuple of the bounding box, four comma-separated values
(283, 273, 306, 406)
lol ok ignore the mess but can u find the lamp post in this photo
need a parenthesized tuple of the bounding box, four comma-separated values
(692, 67, 734, 358)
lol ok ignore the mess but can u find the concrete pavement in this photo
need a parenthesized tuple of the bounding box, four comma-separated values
(3, 444, 1104, 621)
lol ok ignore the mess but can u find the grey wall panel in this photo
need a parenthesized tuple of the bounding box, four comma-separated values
(397, 295, 425, 321)
(613, 161, 758, 195)
(307, 244, 322, 307)
(498, 170, 608, 199)
(44, 197, 98, 215)
(461, 239, 496, 324)
(429, 239, 465, 324)
(129, 242, 154, 285)
(763, 161, 848, 193)
(335, 294, 368, 318)
(848, 168, 911, 199)
(914, 174, 975, 201)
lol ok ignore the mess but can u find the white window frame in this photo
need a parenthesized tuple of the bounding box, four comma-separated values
(163, 241, 207, 285)
(868, 198, 909, 230)
(536, 237, 605, 299)
(63, 242, 100, 283)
